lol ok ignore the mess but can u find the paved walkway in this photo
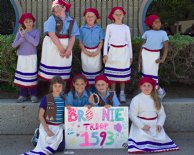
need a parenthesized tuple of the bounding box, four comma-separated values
(0, 132, 194, 155)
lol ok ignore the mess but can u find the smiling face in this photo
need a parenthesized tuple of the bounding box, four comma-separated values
(140, 82, 153, 95)
(85, 12, 96, 26)
(95, 80, 109, 95)
(152, 18, 161, 30)
(112, 9, 124, 23)
(23, 18, 34, 30)
(73, 79, 87, 95)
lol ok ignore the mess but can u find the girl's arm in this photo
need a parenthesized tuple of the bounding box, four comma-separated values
(126, 26, 133, 64)
(138, 39, 146, 72)
(24, 30, 40, 46)
(12, 32, 25, 48)
(156, 41, 169, 64)
(39, 108, 54, 137)
(92, 40, 103, 57)
(157, 105, 166, 127)
(65, 36, 75, 58)
(103, 26, 110, 64)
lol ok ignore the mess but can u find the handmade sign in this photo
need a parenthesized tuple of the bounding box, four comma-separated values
(65, 107, 128, 149)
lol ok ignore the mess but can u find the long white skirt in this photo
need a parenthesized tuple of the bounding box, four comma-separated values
(128, 118, 179, 153)
(14, 55, 38, 87)
(81, 48, 102, 85)
(38, 36, 72, 80)
(142, 48, 160, 85)
(104, 46, 131, 82)
(23, 124, 64, 155)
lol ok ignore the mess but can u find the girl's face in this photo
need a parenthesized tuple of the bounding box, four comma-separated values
(85, 12, 96, 26)
(112, 9, 124, 23)
(52, 83, 63, 96)
(140, 82, 153, 95)
(95, 80, 109, 94)
(152, 18, 161, 30)
(24, 18, 33, 30)
(53, 6, 65, 17)
(73, 79, 87, 94)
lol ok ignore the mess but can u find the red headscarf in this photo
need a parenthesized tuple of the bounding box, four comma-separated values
(83, 8, 100, 19)
(71, 74, 89, 88)
(144, 14, 160, 27)
(138, 77, 156, 89)
(95, 75, 111, 86)
(19, 13, 35, 25)
(108, 6, 126, 21)
(52, 0, 71, 12)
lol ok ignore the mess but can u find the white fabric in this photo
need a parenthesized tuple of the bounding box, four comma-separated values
(128, 93, 179, 153)
(14, 55, 37, 87)
(104, 46, 131, 82)
(23, 124, 63, 155)
(39, 36, 72, 80)
(103, 24, 133, 58)
(142, 48, 160, 83)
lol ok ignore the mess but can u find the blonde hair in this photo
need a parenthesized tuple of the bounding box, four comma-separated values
(84, 12, 99, 24)
(151, 89, 161, 110)
(51, 4, 63, 13)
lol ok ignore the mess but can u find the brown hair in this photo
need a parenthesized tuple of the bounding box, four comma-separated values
(49, 76, 65, 92)
(151, 89, 161, 110)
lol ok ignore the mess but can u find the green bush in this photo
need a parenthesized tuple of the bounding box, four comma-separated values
(1, 34, 194, 92)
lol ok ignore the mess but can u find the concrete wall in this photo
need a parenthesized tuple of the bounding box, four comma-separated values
(12, 0, 147, 36)
(0, 98, 194, 134)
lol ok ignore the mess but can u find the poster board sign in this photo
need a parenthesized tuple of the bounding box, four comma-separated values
(65, 107, 128, 149)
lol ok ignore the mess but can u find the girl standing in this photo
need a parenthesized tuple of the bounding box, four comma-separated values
(77, 8, 104, 87)
(138, 14, 169, 100)
(65, 74, 91, 107)
(38, 0, 79, 85)
(128, 77, 179, 153)
(103, 7, 133, 103)
(12, 13, 40, 103)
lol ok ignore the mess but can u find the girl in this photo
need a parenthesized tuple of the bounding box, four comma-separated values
(12, 13, 40, 103)
(138, 14, 169, 100)
(128, 77, 179, 153)
(23, 76, 66, 155)
(89, 75, 120, 108)
(103, 7, 133, 103)
(77, 8, 104, 87)
(38, 0, 79, 85)
(65, 74, 91, 107)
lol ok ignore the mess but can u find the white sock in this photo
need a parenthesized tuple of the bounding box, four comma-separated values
(120, 90, 124, 95)
(158, 88, 164, 94)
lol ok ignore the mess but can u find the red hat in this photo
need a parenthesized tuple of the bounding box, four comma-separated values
(19, 13, 35, 25)
(52, 0, 71, 12)
(108, 6, 126, 21)
(71, 74, 89, 88)
(83, 8, 100, 19)
(138, 77, 156, 89)
(95, 75, 111, 86)
(144, 14, 160, 27)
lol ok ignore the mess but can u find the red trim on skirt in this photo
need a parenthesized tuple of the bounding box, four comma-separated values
(38, 74, 70, 82)
(138, 116, 157, 120)
(110, 44, 127, 48)
(14, 82, 37, 88)
(84, 45, 98, 49)
(109, 80, 131, 84)
(143, 47, 160, 52)
(46, 34, 69, 39)
(47, 122, 63, 126)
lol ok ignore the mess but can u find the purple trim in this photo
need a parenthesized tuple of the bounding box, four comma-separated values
(104, 73, 131, 78)
(39, 69, 70, 76)
(16, 70, 38, 76)
(40, 63, 72, 70)
(82, 69, 103, 75)
(105, 67, 131, 71)
(15, 77, 37, 82)
(128, 139, 175, 146)
(30, 150, 46, 155)
(141, 73, 158, 79)
(46, 146, 56, 154)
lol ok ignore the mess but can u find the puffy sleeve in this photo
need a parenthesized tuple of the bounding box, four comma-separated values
(129, 97, 144, 129)
(103, 25, 111, 56)
(44, 15, 56, 33)
(65, 91, 74, 106)
(162, 31, 169, 42)
(126, 26, 133, 59)
(142, 31, 147, 39)
(70, 20, 80, 36)
(39, 96, 47, 110)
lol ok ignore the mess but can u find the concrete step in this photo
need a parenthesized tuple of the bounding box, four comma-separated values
(0, 98, 194, 134)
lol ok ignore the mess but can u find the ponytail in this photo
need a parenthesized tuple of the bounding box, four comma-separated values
(151, 89, 161, 110)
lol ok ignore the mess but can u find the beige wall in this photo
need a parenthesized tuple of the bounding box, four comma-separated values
(15, 0, 144, 36)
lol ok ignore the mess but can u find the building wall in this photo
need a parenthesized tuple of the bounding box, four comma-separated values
(12, 0, 149, 37)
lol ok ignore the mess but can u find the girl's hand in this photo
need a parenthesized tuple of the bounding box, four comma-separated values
(85, 105, 92, 109)
(156, 125, 162, 132)
(103, 55, 108, 64)
(65, 49, 72, 58)
(130, 58, 133, 65)
(105, 104, 112, 109)
(155, 58, 165, 64)
(83, 50, 93, 57)
(46, 129, 55, 137)
(66, 105, 72, 109)
(89, 95, 94, 105)
(59, 47, 66, 57)
(142, 125, 150, 132)
(91, 50, 100, 57)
